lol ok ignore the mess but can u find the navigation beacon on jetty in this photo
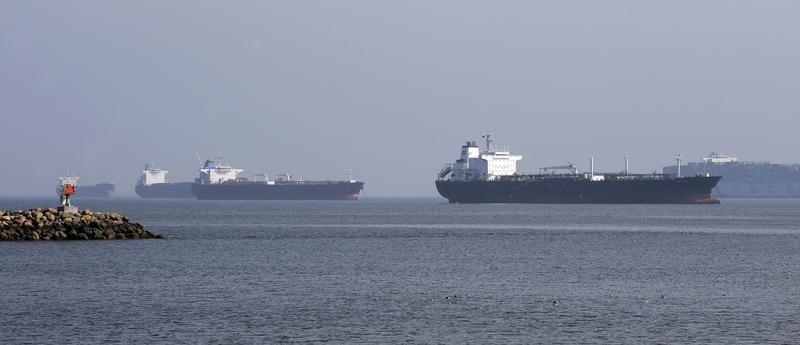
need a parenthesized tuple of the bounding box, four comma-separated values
(435, 134, 721, 204)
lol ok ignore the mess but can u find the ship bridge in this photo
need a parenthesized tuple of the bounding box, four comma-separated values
(448, 134, 522, 181)
(199, 157, 243, 184)
(140, 162, 168, 186)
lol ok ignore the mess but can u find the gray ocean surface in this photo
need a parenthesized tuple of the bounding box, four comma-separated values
(1, 197, 799, 344)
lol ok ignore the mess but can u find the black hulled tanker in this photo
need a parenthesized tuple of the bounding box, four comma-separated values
(189, 158, 364, 200)
(436, 175, 720, 204)
(436, 135, 721, 204)
(75, 183, 115, 198)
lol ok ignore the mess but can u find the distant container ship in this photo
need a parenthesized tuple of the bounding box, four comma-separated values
(435, 135, 721, 204)
(190, 157, 364, 200)
(135, 163, 194, 198)
(76, 183, 115, 198)
(663, 152, 800, 198)
(53, 174, 113, 198)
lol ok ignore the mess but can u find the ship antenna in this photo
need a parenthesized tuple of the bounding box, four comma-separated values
(625, 157, 629, 175)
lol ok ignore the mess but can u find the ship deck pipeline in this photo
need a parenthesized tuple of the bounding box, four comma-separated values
(495, 172, 692, 182)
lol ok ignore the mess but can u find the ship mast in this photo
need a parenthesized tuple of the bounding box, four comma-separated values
(625, 157, 629, 175)
(482, 133, 495, 153)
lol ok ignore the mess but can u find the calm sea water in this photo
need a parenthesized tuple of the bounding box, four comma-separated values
(1, 197, 799, 344)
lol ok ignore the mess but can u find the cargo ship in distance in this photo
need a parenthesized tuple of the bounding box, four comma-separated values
(135, 163, 194, 198)
(75, 183, 115, 198)
(435, 135, 721, 204)
(190, 157, 364, 200)
(663, 152, 800, 198)
(56, 175, 115, 198)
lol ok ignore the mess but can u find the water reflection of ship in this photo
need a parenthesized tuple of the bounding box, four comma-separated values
(663, 152, 800, 198)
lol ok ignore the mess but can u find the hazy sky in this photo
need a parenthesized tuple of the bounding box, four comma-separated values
(1, 1, 798, 197)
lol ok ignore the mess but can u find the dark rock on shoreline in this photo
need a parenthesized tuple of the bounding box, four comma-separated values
(0, 208, 162, 241)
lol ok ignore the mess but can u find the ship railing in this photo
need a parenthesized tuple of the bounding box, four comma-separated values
(500, 173, 703, 182)
(272, 180, 360, 185)
(437, 164, 453, 180)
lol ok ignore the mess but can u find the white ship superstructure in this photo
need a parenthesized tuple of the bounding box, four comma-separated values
(445, 134, 522, 181)
(198, 157, 243, 184)
(252, 173, 272, 184)
(139, 162, 168, 186)
(702, 152, 738, 164)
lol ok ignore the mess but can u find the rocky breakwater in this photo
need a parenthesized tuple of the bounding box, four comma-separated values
(0, 208, 162, 241)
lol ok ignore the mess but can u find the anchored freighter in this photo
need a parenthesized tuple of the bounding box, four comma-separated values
(663, 153, 800, 198)
(190, 157, 364, 200)
(135, 162, 194, 198)
(76, 183, 115, 198)
(435, 135, 721, 204)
